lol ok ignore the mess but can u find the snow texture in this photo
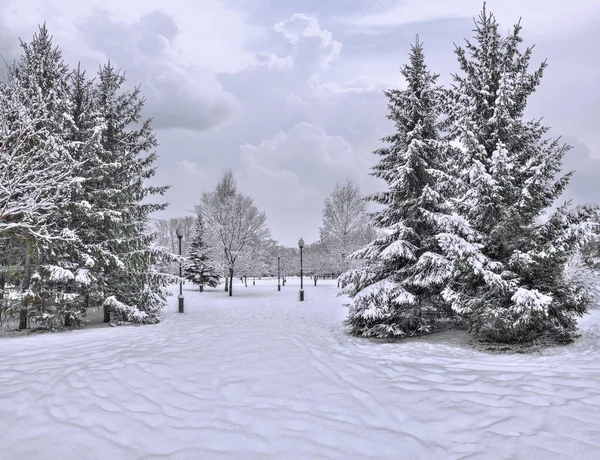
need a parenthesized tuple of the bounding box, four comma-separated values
(1, 278, 600, 459)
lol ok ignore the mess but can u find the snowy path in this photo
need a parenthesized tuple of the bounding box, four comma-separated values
(1, 279, 600, 459)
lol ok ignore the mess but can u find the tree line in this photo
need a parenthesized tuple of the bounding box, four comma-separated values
(0, 25, 172, 329)
(155, 172, 374, 295)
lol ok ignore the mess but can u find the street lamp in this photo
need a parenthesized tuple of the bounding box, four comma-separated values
(298, 237, 304, 301)
(277, 256, 281, 291)
(176, 224, 184, 313)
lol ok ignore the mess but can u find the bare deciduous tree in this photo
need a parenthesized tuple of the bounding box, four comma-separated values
(320, 179, 374, 277)
(198, 170, 270, 296)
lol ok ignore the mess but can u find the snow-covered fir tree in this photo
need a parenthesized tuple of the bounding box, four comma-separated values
(0, 73, 80, 330)
(6, 25, 86, 329)
(95, 62, 171, 324)
(56, 63, 111, 327)
(339, 38, 455, 338)
(183, 215, 220, 291)
(0, 76, 76, 244)
(440, 6, 597, 343)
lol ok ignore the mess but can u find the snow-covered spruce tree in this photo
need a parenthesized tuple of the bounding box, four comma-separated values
(339, 38, 456, 338)
(183, 214, 220, 291)
(6, 25, 89, 329)
(94, 62, 171, 324)
(0, 74, 81, 329)
(440, 6, 597, 343)
(54, 63, 111, 327)
(0, 77, 77, 244)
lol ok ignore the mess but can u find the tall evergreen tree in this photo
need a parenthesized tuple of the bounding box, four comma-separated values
(7, 25, 86, 329)
(440, 5, 597, 343)
(339, 39, 455, 338)
(95, 62, 171, 324)
(183, 215, 220, 291)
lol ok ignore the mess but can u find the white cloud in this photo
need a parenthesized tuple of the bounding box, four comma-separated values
(237, 122, 377, 245)
(273, 13, 341, 69)
(256, 13, 341, 83)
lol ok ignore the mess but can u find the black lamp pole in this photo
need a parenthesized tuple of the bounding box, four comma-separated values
(176, 224, 184, 313)
(298, 238, 304, 301)
(277, 256, 281, 291)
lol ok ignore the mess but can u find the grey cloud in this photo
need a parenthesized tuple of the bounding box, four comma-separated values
(213, 13, 348, 148)
(75, 9, 240, 132)
(526, 20, 600, 151)
(560, 137, 600, 207)
(236, 121, 380, 244)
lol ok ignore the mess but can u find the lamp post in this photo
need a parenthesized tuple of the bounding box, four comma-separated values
(176, 224, 184, 313)
(298, 237, 304, 301)
(277, 256, 281, 291)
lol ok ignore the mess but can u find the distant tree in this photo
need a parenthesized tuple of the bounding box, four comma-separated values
(267, 245, 297, 286)
(151, 216, 195, 275)
(304, 241, 332, 285)
(320, 179, 373, 277)
(564, 251, 600, 307)
(183, 215, 220, 291)
(199, 170, 270, 296)
(238, 238, 276, 286)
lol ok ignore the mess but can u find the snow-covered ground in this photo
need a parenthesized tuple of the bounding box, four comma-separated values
(1, 278, 600, 459)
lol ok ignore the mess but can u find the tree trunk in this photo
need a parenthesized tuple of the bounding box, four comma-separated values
(225, 275, 228, 292)
(252, 277, 255, 286)
(0, 271, 4, 327)
(314, 276, 318, 286)
(244, 276, 247, 287)
(103, 304, 110, 323)
(199, 285, 204, 292)
(19, 241, 32, 330)
(228, 268, 233, 296)
(65, 313, 73, 327)
(19, 309, 27, 330)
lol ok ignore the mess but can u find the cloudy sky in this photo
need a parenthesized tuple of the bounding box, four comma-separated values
(1, 0, 599, 246)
